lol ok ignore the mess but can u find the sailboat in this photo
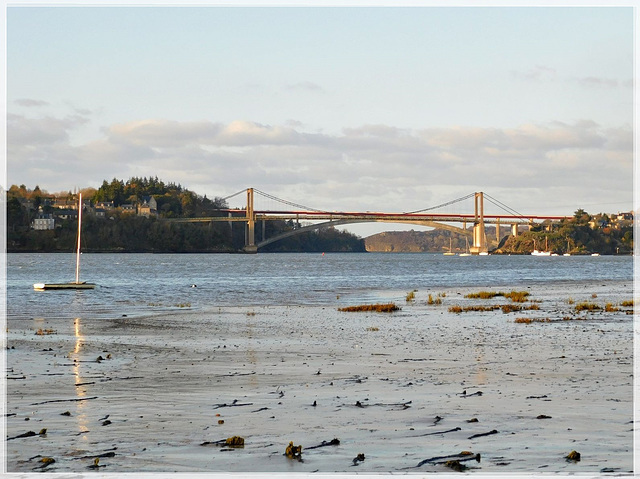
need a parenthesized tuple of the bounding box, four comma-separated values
(459, 237, 471, 256)
(443, 237, 456, 256)
(33, 193, 96, 290)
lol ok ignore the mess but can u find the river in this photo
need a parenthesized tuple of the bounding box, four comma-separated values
(6, 252, 633, 320)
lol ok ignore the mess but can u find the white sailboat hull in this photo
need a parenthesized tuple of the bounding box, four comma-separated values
(33, 282, 96, 290)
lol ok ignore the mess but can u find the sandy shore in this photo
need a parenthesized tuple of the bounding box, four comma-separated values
(4, 280, 635, 476)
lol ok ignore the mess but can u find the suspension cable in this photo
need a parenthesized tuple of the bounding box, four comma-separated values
(221, 188, 250, 202)
(483, 193, 526, 218)
(403, 192, 476, 214)
(253, 188, 325, 212)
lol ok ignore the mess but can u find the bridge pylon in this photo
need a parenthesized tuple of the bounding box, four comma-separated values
(469, 192, 488, 255)
(244, 188, 258, 253)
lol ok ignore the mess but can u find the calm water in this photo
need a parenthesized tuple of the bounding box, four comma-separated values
(6, 252, 634, 320)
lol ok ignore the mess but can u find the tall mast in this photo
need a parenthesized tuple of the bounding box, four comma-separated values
(75, 193, 82, 283)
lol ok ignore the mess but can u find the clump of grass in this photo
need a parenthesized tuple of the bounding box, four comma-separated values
(427, 294, 443, 305)
(339, 303, 400, 313)
(246, 311, 256, 316)
(366, 326, 379, 332)
(35, 328, 56, 335)
(503, 291, 530, 303)
(406, 290, 416, 302)
(174, 302, 191, 308)
(575, 302, 601, 312)
(526, 304, 540, 311)
(514, 317, 551, 324)
(501, 304, 522, 314)
(621, 300, 634, 307)
(439, 292, 447, 298)
(604, 303, 619, 312)
(465, 291, 502, 299)
(562, 316, 587, 321)
(448, 305, 500, 313)
(591, 293, 598, 299)
(469, 305, 499, 312)
(567, 297, 575, 305)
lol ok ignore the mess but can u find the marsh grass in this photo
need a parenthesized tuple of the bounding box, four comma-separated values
(465, 291, 502, 299)
(604, 303, 619, 312)
(339, 303, 400, 313)
(406, 290, 416, 302)
(465, 290, 530, 302)
(35, 328, 56, 335)
(501, 304, 521, 314)
(448, 305, 500, 313)
(428, 294, 443, 305)
(514, 317, 551, 324)
(621, 300, 634, 307)
(575, 302, 601, 312)
(503, 291, 530, 303)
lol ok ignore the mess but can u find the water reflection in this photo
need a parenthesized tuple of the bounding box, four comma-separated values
(72, 318, 89, 436)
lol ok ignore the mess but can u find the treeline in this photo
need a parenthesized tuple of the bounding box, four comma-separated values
(92, 177, 228, 217)
(496, 211, 633, 255)
(6, 178, 366, 253)
(365, 209, 633, 255)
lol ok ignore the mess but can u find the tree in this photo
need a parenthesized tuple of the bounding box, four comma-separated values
(573, 208, 590, 225)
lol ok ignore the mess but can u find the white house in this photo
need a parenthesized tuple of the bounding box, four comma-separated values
(32, 216, 55, 230)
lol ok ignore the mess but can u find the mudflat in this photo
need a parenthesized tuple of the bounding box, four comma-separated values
(5, 280, 635, 476)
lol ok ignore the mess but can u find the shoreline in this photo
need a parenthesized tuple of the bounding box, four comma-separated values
(5, 281, 635, 475)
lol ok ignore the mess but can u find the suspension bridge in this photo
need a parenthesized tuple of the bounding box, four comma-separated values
(167, 188, 570, 253)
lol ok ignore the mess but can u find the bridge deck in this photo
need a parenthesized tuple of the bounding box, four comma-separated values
(167, 210, 569, 225)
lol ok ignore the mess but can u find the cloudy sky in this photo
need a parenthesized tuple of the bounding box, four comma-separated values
(5, 2, 635, 236)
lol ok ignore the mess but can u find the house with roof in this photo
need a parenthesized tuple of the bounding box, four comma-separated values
(138, 196, 158, 217)
(32, 214, 55, 230)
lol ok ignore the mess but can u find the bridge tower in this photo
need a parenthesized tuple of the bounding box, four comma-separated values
(244, 188, 258, 253)
(469, 192, 488, 255)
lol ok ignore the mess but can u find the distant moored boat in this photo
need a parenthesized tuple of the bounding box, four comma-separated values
(33, 193, 96, 291)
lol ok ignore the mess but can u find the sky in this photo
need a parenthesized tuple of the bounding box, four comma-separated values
(4, 1, 636, 237)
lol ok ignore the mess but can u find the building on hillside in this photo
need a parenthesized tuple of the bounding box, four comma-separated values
(96, 201, 115, 210)
(138, 196, 158, 217)
(53, 198, 78, 210)
(32, 214, 55, 230)
(614, 211, 634, 221)
(55, 209, 78, 220)
(120, 204, 136, 214)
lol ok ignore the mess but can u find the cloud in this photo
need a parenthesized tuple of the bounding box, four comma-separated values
(8, 113, 88, 146)
(284, 81, 324, 92)
(7, 115, 632, 216)
(106, 119, 224, 148)
(510, 65, 556, 81)
(575, 76, 622, 88)
(14, 98, 49, 107)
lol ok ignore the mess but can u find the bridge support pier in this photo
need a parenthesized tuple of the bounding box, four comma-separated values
(511, 223, 519, 237)
(244, 188, 258, 253)
(469, 192, 488, 255)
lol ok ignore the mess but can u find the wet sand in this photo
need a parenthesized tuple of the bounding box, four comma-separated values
(5, 280, 635, 476)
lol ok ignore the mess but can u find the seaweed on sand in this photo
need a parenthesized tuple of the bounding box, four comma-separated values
(338, 303, 400, 313)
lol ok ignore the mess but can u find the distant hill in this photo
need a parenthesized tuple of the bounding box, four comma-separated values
(365, 229, 488, 253)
